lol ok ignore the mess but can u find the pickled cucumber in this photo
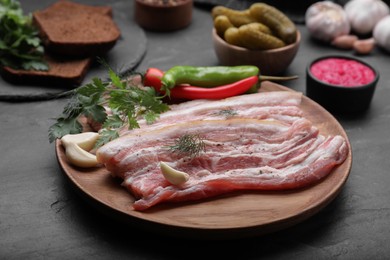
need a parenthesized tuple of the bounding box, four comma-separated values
(238, 23, 286, 50)
(224, 27, 242, 47)
(244, 22, 272, 35)
(224, 24, 285, 50)
(214, 15, 234, 38)
(249, 3, 297, 44)
(212, 6, 256, 27)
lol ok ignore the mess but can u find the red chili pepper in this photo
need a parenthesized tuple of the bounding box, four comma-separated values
(144, 67, 259, 100)
(170, 76, 259, 99)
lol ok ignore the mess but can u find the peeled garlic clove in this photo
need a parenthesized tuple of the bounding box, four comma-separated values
(331, 34, 358, 49)
(160, 162, 189, 185)
(353, 38, 376, 55)
(65, 142, 99, 168)
(61, 132, 99, 151)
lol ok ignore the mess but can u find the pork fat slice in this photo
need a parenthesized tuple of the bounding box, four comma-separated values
(119, 91, 303, 136)
(96, 92, 349, 211)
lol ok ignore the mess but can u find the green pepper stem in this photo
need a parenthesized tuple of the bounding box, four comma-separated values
(259, 75, 298, 82)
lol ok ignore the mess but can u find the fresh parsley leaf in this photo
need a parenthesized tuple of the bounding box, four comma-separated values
(127, 115, 140, 130)
(94, 128, 119, 148)
(48, 69, 170, 148)
(82, 104, 107, 124)
(0, 0, 48, 71)
(48, 117, 82, 143)
(102, 114, 124, 129)
(62, 95, 84, 119)
(144, 111, 159, 125)
(108, 68, 124, 89)
(21, 59, 48, 71)
(76, 78, 107, 97)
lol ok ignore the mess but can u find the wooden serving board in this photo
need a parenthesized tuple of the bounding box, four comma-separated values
(55, 81, 352, 239)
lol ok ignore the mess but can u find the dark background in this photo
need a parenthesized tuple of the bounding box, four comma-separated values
(1, 1, 390, 259)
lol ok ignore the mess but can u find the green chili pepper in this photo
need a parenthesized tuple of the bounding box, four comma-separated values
(160, 65, 298, 96)
(144, 68, 260, 99)
(161, 65, 260, 91)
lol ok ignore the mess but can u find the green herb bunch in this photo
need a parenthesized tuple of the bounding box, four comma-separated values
(48, 69, 170, 148)
(0, 0, 48, 70)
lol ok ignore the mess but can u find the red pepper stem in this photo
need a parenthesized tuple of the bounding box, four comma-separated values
(259, 75, 298, 82)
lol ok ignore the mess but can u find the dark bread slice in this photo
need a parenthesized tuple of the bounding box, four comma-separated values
(33, 0, 121, 57)
(1, 55, 92, 87)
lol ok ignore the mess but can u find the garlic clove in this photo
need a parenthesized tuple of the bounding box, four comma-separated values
(65, 142, 99, 168)
(160, 161, 189, 185)
(61, 132, 99, 151)
(353, 38, 376, 55)
(331, 34, 358, 49)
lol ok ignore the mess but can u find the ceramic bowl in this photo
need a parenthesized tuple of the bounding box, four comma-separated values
(306, 55, 379, 114)
(134, 0, 193, 31)
(212, 28, 301, 75)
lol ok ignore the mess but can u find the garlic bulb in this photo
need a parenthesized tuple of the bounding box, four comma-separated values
(305, 1, 350, 42)
(373, 15, 390, 52)
(344, 0, 389, 35)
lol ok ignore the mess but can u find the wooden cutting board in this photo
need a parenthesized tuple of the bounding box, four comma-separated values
(55, 81, 352, 239)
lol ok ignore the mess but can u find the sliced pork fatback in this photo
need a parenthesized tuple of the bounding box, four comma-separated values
(96, 117, 348, 211)
(119, 91, 303, 136)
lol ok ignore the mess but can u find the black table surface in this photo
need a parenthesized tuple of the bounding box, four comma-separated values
(2, 1, 390, 259)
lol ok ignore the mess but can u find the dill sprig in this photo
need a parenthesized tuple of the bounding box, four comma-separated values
(48, 67, 170, 148)
(168, 134, 206, 157)
(215, 108, 238, 118)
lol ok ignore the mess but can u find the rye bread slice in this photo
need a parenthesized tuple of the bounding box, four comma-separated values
(33, 0, 121, 57)
(1, 55, 92, 87)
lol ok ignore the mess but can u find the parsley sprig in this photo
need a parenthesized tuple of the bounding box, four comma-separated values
(0, 0, 48, 70)
(48, 69, 170, 148)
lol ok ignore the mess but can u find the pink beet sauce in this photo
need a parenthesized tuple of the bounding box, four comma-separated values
(310, 58, 375, 87)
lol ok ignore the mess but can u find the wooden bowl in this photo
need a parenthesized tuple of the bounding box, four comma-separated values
(212, 28, 301, 75)
(306, 55, 379, 114)
(134, 0, 193, 31)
